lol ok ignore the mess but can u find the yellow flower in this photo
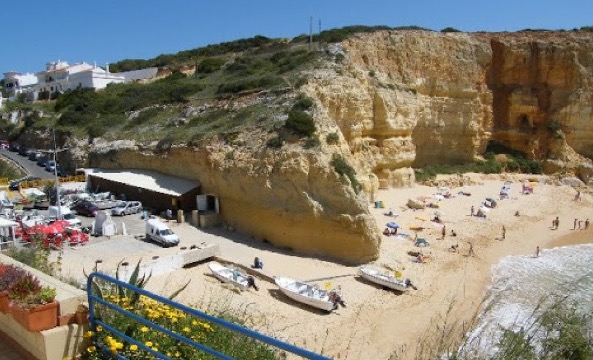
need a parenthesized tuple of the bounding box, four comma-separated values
(182, 327, 190, 333)
(129, 344, 138, 351)
(140, 326, 149, 332)
(152, 347, 158, 352)
(96, 325, 103, 332)
(84, 330, 94, 338)
(145, 341, 153, 347)
(86, 346, 96, 353)
(109, 345, 117, 353)
(115, 342, 123, 350)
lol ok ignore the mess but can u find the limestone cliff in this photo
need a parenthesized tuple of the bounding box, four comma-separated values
(306, 30, 593, 188)
(88, 138, 381, 265)
(71, 30, 593, 263)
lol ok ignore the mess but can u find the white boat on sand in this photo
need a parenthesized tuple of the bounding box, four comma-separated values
(208, 261, 256, 291)
(275, 277, 344, 312)
(358, 266, 415, 292)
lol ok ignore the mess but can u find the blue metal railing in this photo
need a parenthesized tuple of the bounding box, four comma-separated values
(87, 272, 331, 360)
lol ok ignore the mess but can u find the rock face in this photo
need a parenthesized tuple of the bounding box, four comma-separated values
(84, 30, 593, 263)
(306, 30, 593, 187)
(89, 141, 381, 265)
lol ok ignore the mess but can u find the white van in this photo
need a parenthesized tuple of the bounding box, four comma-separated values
(145, 219, 179, 247)
(48, 206, 82, 227)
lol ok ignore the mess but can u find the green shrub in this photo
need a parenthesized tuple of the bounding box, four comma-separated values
(198, 57, 226, 73)
(285, 110, 315, 137)
(292, 95, 314, 111)
(304, 136, 320, 149)
(266, 135, 284, 148)
(326, 132, 340, 145)
(330, 154, 361, 193)
(441, 27, 461, 33)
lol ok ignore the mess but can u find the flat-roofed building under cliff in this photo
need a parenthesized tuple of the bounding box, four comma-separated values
(88, 169, 201, 212)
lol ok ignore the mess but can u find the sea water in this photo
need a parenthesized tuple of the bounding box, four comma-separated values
(462, 243, 593, 356)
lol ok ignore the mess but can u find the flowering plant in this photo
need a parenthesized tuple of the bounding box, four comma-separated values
(0, 264, 28, 292)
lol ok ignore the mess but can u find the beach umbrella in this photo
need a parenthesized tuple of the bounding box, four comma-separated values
(386, 222, 399, 229)
(434, 210, 444, 217)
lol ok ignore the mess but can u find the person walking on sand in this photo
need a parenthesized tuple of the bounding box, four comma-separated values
(502, 226, 506, 240)
(586, 219, 590, 230)
(467, 242, 475, 257)
(535, 246, 540, 258)
(442, 225, 446, 239)
(552, 216, 559, 230)
(574, 218, 578, 230)
(470, 205, 474, 217)
(574, 190, 581, 201)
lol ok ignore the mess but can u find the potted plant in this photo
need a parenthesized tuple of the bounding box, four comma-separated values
(9, 272, 59, 332)
(0, 264, 27, 314)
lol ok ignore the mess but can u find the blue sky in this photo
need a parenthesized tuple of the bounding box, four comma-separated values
(2, 0, 592, 74)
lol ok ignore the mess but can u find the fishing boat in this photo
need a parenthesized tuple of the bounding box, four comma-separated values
(274, 277, 343, 312)
(208, 261, 250, 291)
(358, 266, 414, 292)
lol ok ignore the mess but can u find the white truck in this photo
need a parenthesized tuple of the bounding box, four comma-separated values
(48, 206, 82, 227)
(145, 218, 179, 247)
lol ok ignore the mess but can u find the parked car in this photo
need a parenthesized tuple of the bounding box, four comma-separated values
(146, 219, 179, 247)
(9, 142, 20, 152)
(8, 176, 41, 191)
(0, 140, 9, 150)
(28, 150, 40, 161)
(18, 146, 29, 156)
(45, 160, 56, 172)
(36, 156, 49, 167)
(71, 201, 99, 217)
(111, 201, 143, 216)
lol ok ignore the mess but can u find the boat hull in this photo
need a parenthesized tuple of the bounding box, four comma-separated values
(208, 261, 249, 291)
(358, 267, 410, 292)
(275, 277, 335, 312)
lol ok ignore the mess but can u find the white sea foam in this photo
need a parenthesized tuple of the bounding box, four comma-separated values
(462, 243, 593, 355)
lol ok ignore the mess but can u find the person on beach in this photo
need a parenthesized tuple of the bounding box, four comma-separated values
(442, 225, 446, 239)
(574, 218, 578, 230)
(535, 246, 540, 258)
(502, 226, 506, 240)
(467, 242, 475, 257)
(552, 217, 559, 230)
(470, 206, 474, 217)
(586, 219, 590, 230)
(574, 190, 581, 201)
(383, 227, 391, 236)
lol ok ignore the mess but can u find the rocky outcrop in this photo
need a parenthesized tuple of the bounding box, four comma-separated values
(306, 30, 593, 189)
(77, 30, 593, 263)
(89, 139, 381, 265)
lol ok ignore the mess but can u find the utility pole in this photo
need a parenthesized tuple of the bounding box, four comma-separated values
(319, 19, 322, 51)
(39, 130, 68, 219)
(309, 16, 313, 51)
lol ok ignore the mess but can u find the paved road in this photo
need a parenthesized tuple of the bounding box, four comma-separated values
(0, 149, 54, 179)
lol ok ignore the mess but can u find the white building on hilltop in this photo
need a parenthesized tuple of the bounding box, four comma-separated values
(2, 60, 157, 102)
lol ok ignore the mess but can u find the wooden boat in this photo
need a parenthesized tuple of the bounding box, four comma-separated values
(358, 266, 412, 292)
(274, 277, 340, 312)
(208, 261, 250, 291)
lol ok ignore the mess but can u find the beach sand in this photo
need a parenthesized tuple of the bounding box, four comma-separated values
(58, 174, 592, 360)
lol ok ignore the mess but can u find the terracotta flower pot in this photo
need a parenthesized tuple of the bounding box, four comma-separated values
(0, 291, 9, 314)
(11, 301, 59, 332)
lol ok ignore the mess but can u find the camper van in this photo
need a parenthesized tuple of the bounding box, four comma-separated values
(48, 206, 82, 227)
(145, 219, 179, 247)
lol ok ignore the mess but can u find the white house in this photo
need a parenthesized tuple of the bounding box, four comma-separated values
(2, 60, 128, 102)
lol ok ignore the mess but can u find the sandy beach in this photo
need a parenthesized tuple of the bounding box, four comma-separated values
(57, 173, 592, 360)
